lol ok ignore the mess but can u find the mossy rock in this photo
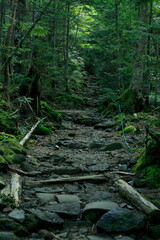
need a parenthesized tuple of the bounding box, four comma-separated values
(34, 125, 52, 135)
(105, 102, 118, 116)
(0, 155, 7, 170)
(124, 126, 136, 134)
(118, 89, 144, 113)
(135, 139, 160, 172)
(23, 214, 38, 232)
(135, 137, 160, 188)
(0, 218, 27, 236)
(40, 101, 62, 122)
(0, 112, 19, 135)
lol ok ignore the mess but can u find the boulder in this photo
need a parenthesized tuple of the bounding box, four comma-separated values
(96, 208, 145, 232)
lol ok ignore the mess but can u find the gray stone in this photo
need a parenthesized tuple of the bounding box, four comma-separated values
(36, 193, 55, 203)
(28, 208, 64, 225)
(90, 141, 123, 151)
(88, 236, 113, 240)
(56, 194, 80, 203)
(0, 177, 5, 189)
(83, 201, 118, 213)
(109, 187, 119, 193)
(89, 163, 110, 172)
(117, 159, 128, 164)
(114, 236, 135, 240)
(94, 121, 116, 130)
(96, 208, 145, 232)
(42, 201, 81, 217)
(119, 164, 128, 171)
(8, 208, 25, 223)
(64, 184, 79, 193)
(0, 232, 18, 240)
(34, 187, 65, 193)
(89, 191, 114, 202)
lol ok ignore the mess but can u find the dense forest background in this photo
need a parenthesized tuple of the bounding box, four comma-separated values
(0, 0, 160, 114)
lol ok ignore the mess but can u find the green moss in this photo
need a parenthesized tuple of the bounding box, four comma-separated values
(34, 125, 52, 135)
(143, 166, 160, 188)
(23, 214, 38, 232)
(124, 126, 136, 134)
(0, 155, 7, 170)
(118, 89, 144, 113)
(135, 139, 160, 172)
(40, 101, 62, 122)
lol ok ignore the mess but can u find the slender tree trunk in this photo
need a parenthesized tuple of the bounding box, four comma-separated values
(0, 0, 5, 72)
(115, 0, 124, 89)
(51, 2, 57, 89)
(64, 3, 70, 92)
(3, 0, 18, 101)
(145, 0, 153, 106)
(130, 1, 148, 98)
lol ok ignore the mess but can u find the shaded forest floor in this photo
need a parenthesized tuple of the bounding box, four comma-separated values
(1, 77, 160, 240)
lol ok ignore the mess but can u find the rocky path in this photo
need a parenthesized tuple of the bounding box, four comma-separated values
(1, 78, 157, 240)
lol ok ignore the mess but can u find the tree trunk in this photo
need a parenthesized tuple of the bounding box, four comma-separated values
(130, 1, 148, 98)
(64, 3, 70, 92)
(144, 0, 153, 106)
(3, 0, 19, 101)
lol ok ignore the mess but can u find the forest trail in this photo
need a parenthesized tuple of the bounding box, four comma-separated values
(6, 78, 157, 240)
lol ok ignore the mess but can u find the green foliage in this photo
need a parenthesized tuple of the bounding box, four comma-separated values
(40, 101, 62, 122)
(34, 125, 52, 135)
(55, 93, 85, 108)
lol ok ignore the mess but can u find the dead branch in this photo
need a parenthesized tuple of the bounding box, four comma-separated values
(25, 174, 106, 186)
(20, 117, 46, 146)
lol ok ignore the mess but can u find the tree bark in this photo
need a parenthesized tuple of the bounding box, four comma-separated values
(3, 0, 19, 101)
(130, 1, 148, 98)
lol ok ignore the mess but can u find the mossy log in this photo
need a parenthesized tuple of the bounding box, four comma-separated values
(114, 179, 159, 215)
(1, 173, 22, 207)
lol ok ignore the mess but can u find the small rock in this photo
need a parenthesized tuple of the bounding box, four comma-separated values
(89, 191, 114, 202)
(3, 207, 13, 213)
(109, 187, 119, 193)
(42, 201, 81, 217)
(0, 232, 18, 240)
(128, 181, 134, 187)
(114, 236, 135, 240)
(117, 159, 128, 164)
(36, 193, 55, 203)
(8, 208, 25, 223)
(56, 194, 80, 203)
(87, 236, 113, 240)
(28, 208, 64, 225)
(119, 164, 128, 171)
(0, 177, 5, 189)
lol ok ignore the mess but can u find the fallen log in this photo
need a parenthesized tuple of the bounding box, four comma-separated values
(1, 173, 22, 207)
(114, 179, 159, 215)
(25, 174, 106, 186)
(20, 117, 46, 146)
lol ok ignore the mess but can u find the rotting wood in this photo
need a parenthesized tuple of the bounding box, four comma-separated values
(20, 117, 46, 146)
(1, 173, 22, 207)
(25, 174, 106, 186)
(114, 179, 159, 215)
